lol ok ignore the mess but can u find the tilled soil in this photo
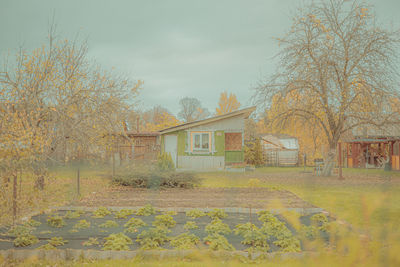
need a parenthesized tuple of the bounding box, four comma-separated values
(78, 187, 315, 209)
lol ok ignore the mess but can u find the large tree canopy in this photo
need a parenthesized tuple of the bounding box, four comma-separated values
(255, 0, 400, 175)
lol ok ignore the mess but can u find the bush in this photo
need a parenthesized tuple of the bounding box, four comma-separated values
(152, 214, 176, 229)
(47, 215, 66, 228)
(103, 233, 133, 251)
(114, 209, 135, 219)
(170, 233, 200, 249)
(157, 152, 175, 171)
(136, 204, 158, 216)
(204, 234, 234, 251)
(184, 221, 199, 230)
(205, 219, 231, 235)
(92, 207, 112, 218)
(136, 227, 170, 249)
(73, 220, 91, 229)
(207, 209, 227, 220)
(13, 233, 38, 247)
(186, 209, 206, 219)
(112, 169, 200, 189)
(124, 217, 147, 228)
(99, 220, 119, 228)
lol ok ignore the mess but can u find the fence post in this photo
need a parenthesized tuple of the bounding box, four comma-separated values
(13, 172, 17, 225)
(77, 167, 80, 197)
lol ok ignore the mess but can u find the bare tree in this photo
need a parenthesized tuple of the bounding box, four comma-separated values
(178, 97, 210, 122)
(255, 0, 400, 176)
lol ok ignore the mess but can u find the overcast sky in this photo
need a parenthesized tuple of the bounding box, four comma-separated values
(1, 0, 399, 116)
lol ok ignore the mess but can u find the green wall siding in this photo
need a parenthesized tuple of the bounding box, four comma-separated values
(225, 151, 244, 163)
(214, 131, 225, 156)
(177, 131, 186, 156)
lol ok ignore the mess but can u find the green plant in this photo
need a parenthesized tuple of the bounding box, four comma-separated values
(83, 237, 100, 247)
(24, 219, 41, 227)
(48, 236, 68, 247)
(152, 214, 176, 229)
(47, 215, 66, 228)
(234, 223, 269, 252)
(136, 204, 158, 216)
(99, 220, 119, 228)
(273, 237, 301, 252)
(92, 207, 112, 218)
(170, 233, 200, 249)
(184, 221, 199, 230)
(136, 227, 170, 249)
(114, 209, 135, 219)
(73, 220, 91, 229)
(207, 209, 227, 220)
(244, 138, 264, 167)
(164, 210, 177, 216)
(124, 217, 147, 228)
(13, 233, 38, 247)
(258, 210, 276, 223)
(186, 209, 206, 219)
(311, 213, 329, 231)
(7, 225, 33, 237)
(157, 152, 175, 171)
(38, 243, 56, 250)
(64, 210, 85, 219)
(103, 233, 133, 251)
(204, 234, 234, 251)
(299, 225, 319, 240)
(205, 219, 231, 235)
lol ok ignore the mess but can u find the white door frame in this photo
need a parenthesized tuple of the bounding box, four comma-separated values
(164, 134, 178, 168)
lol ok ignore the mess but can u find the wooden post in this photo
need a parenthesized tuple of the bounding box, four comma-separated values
(77, 168, 80, 197)
(12, 172, 17, 225)
(338, 142, 343, 180)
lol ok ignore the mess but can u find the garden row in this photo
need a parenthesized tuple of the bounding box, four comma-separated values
(0, 205, 331, 253)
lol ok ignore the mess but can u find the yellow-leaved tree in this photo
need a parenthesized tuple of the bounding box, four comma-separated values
(216, 92, 241, 115)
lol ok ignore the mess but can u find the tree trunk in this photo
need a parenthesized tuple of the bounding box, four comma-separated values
(322, 146, 337, 176)
(12, 172, 17, 225)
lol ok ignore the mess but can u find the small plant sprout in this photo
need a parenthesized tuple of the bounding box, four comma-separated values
(184, 221, 199, 230)
(124, 217, 147, 229)
(92, 207, 112, 218)
(64, 210, 85, 219)
(48, 236, 68, 247)
(99, 220, 119, 228)
(73, 220, 91, 229)
(47, 215, 66, 228)
(207, 209, 227, 220)
(186, 209, 206, 219)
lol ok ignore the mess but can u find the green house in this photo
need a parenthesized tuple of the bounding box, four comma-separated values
(159, 107, 255, 170)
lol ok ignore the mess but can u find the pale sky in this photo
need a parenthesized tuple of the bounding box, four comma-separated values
(1, 0, 399, 116)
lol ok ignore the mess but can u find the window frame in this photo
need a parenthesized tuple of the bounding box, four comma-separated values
(191, 131, 211, 152)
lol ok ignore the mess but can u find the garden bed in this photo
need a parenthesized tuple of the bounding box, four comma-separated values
(0, 206, 331, 253)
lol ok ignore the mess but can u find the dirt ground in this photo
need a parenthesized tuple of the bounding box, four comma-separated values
(77, 187, 314, 209)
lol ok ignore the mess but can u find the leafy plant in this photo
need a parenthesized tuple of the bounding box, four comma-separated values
(7, 225, 33, 237)
(124, 217, 147, 228)
(186, 209, 206, 219)
(47, 215, 66, 228)
(99, 220, 119, 228)
(24, 219, 41, 227)
(13, 233, 38, 247)
(205, 219, 231, 235)
(258, 210, 276, 223)
(73, 220, 91, 229)
(260, 218, 292, 240)
(38, 243, 56, 250)
(234, 223, 269, 252)
(207, 209, 227, 220)
(64, 210, 85, 219)
(157, 152, 175, 171)
(311, 213, 329, 231)
(114, 209, 135, 219)
(170, 233, 200, 249)
(48, 236, 68, 247)
(184, 221, 199, 230)
(136, 227, 170, 249)
(204, 234, 234, 251)
(136, 204, 158, 216)
(83, 237, 100, 247)
(299, 225, 319, 240)
(103, 233, 133, 251)
(152, 214, 176, 229)
(273, 237, 301, 252)
(92, 207, 112, 218)
(164, 210, 177, 216)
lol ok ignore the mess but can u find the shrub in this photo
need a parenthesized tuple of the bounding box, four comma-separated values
(124, 217, 147, 228)
(258, 210, 276, 223)
(260, 219, 292, 240)
(157, 152, 175, 171)
(103, 233, 133, 251)
(24, 219, 41, 227)
(273, 237, 301, 252)
(48, 236, 68, 247)
(164, 211, 177, 216)
(234, 223, 269, 252)
(311, 213, 329, 231)
(184, 221, 199, 230)
(207, 209, 227, 220)
(13, 233, 38, 247)
(38, 243, 56, 250)
(112, 170, 200, 189)
(152, 214, 176, 229)
(170, 233, 200, 249)
(64, 210, 85, 219)
(83, 237, 100, 247)
(7, 225, 33, 237)
(186, 209, 206, 219)
(114, 209, 135, 219)
(99, 220, 119, 228)
(136, 204, 158, 216)
(204, 234, 234, 251)
(136, 227, 170, 249)
(299, 225, 319, 240)
(73, 220, 91, 229)
(92, 207, 112, 218)
(47, 215, 66, 228)
(205, 219, 231, 235)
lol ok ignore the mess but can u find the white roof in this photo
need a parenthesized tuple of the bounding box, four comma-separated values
(279, 138, 298, 149)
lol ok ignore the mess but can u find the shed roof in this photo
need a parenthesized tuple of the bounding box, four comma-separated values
(159, 106, 256, 134)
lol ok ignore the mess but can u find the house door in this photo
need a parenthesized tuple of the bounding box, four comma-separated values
(164, 135, 178, 168)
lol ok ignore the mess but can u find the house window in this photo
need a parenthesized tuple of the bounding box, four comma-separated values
(192, 132, 210, 151)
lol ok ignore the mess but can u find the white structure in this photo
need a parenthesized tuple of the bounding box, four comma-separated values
(261, 134, 299, 166)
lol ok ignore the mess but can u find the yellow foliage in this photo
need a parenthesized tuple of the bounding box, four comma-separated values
(215, 92, 240, 115)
